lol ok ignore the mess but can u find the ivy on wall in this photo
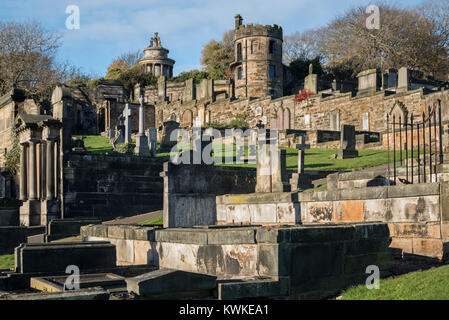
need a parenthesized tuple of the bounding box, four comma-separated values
(4, 130, 20, 175)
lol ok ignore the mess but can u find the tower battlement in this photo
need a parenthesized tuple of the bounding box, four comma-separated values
(234, 23, 283, 41)
(234, 14, 282, 41)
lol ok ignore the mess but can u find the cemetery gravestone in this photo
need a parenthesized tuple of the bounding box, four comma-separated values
(290, 136, 313, 190)
(123, 104, 132, 144)
(337, 124, 359, 159)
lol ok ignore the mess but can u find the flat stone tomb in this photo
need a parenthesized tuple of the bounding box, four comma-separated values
(31, 273, 126, 293)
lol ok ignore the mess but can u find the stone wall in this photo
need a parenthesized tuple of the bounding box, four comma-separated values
(0, 226, 27, 254)
(298, 183, 448, 260)
(62, 154, 164, 219)
(151, 80, 449, 145)
(82, 222, 391, 299)
(107, 101, 155, 134)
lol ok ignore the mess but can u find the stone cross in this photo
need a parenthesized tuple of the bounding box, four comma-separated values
(290, 135, 313, 191)
(123, 104, 132, 144)
(295, 135, 310, 174)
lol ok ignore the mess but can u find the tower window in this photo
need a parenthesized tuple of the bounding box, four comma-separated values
(238, 67, 242, 80)
(269, 65, 276, 79)
(269, 40, 275, 54)
(237, 43, 242, 61)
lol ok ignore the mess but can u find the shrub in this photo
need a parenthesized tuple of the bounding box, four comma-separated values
(229, 113, 249, 130)
(4, 131, 20, 175)
(114, 143, 135, 154)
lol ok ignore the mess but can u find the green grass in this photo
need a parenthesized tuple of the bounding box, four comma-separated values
(341, 265, 449, 300)
(139, 216, 163, 226)
(76, 135, 430, 173)
(73, 135, 112, 154)
(0, 254, 14, 270)
(216, 146, 425, 172)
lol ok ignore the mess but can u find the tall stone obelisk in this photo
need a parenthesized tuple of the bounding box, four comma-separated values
(134, 95, 151, 156)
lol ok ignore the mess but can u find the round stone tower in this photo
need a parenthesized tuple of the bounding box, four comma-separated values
(139, 32, 175, 78)
(230, 15, 283, 99)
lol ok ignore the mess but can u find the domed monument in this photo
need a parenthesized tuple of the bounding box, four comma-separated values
(139, 32, 175, 78)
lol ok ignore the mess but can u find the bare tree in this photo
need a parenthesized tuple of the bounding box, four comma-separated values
(117, 50, 144, 68)
(0, 20, 63, 98)
(315, 3, 449, 80)
(283, 29, 321, 65)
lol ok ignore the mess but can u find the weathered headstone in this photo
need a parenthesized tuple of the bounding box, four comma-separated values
(248, 129, 257, 163)
(112, 123, 125, 148)
(234, 130, 245, 163)
(304, 63, 318, 94)
(337, 124, 359, 159)
(107, 128, 115, 139)
(147, 127, 157, 157)
(160, 121, 180, 152)
(255, 130, 289, 193)
(122, 104, 132, 144)
(290, 136, 313, 190)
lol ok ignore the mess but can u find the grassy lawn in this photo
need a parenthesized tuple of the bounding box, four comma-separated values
(77, 135, 427, 172)
(341, 265, 449, 300)
(0, 254, 14, 270)
(139, 216, 163, 226)
(216, 147, 423, 172)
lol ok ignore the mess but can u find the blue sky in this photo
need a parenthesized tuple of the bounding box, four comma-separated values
(0, 0, 428, 77)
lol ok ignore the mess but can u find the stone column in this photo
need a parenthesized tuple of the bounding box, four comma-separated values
(139, 100, 145, 134)
(19, 143, 27, 201)
(134, 96, 151, 156)
(46, 139, 55, 200)
(28, 141, 37, 200)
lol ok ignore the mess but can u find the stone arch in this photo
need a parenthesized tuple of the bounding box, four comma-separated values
(237, 42, 242, 61)
(330, 110, 340, 131)
(276, 107, 284, 130)
(283, 108, 291, 130)
(181, 109, 193, 127)
(389, 101, 408, 126)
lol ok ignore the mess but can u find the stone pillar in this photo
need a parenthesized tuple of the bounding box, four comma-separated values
(40, 122, 62, 225)
(134, 96, 151, 156)
(28, 141, 37, 200)
(19, 143, 27, 201)
(304, 64, 318, 95)
(255, 130, 289, 193)
(46, 139, 55, 200)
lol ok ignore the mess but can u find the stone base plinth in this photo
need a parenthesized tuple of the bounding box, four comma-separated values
(216, 192, 300, 225)
(40, 200, 60, 226)
(337, 149, 359, 159)
(134, 135, 151, 156)
(290, 173, 313, 191)
(19, 200, 41, 226)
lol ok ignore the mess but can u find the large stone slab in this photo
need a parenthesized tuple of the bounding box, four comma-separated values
(126, 269, 217, 297)
(0, 227, 27, 255)
(15, 242, 116, 274)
